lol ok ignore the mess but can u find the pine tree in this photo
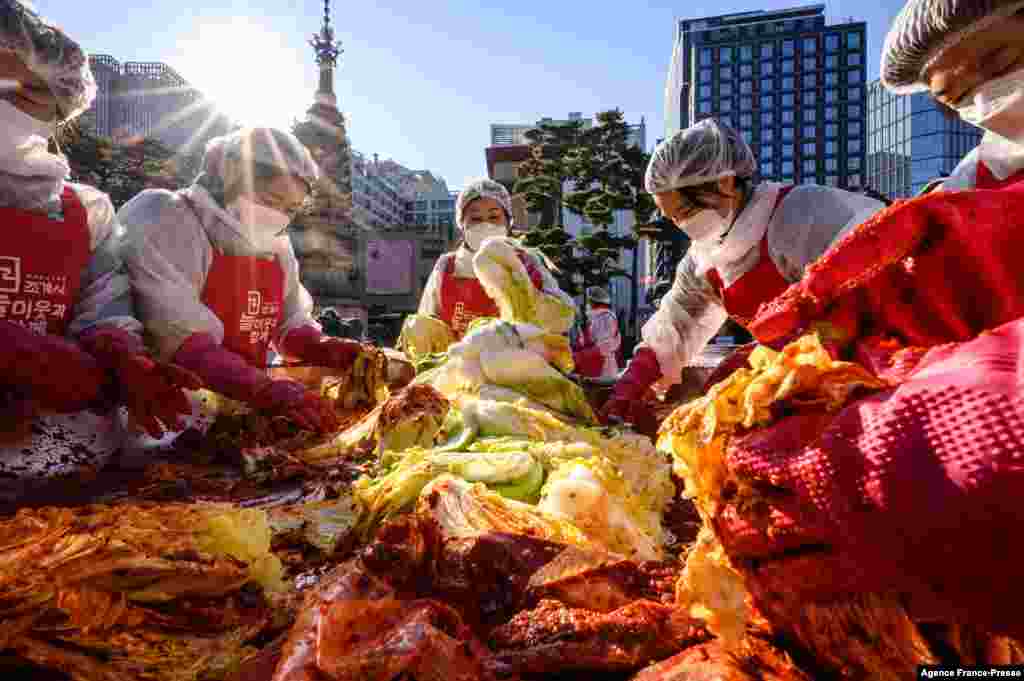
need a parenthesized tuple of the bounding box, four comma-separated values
(564, 110, 654, 306)
(514, 118, 585, 229)
(60, 125, 180, 207)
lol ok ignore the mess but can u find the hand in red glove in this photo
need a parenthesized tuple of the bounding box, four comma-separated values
(750, 187, 1024, 353)
(0, 320, 106, 413)
(250, 380, 340, 433)
(173, 333, 339, 434)
(714, 316, 1024, 641)
(280, 325, 364, 370)
(79, 326, 204, 438)
(600, 347, 661, 431)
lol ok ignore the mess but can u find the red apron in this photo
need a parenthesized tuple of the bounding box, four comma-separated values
(200, 250, 285, 367)
(0, 186, 90, 336)
(439, 251, 545, 339)
(705, 186, 795, 327)
(975, 160, 1024, 190)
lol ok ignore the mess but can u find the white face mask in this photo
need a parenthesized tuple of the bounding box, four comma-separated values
(0, 100, 54, 152)
(955, 68, 1024, 144)
(464, 222, 508, 251)
(227, 197, 291, 247)
(678, 209, 730, 243)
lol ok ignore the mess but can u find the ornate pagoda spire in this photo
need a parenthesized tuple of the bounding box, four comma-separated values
(309, 0, 342, 108)
(292, 0, 354, 238)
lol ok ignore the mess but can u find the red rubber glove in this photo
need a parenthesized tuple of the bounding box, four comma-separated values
(750, 187, 1024, 352)
(279, 324, 363, 370)
(173, 333, 339, 434)
(78, 326, 204, 438)
(0, 320, 106, 413)
(715, 316, 1024, 641)
(600, 347, 662, 428)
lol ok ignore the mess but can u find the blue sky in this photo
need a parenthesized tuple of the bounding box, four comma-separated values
(46, 0, 907, 190)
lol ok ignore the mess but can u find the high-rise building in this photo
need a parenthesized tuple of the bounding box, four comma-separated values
(866, 80, 982, 199)
(83, 54, 120, 139)
(490, 123, 536, 146)
(665, 5, 868, 189)
(82, 56, 232, 152)
(350, 152, 412, 229)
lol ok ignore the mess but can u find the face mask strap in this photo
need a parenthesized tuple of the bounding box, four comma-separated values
(715, 177, 754, 244)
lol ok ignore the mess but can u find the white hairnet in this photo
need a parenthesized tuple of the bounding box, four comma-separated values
(0, 0, 96, 122)
(456, 178, 513, 229)
(587, 286, 611, 304)
(881, 0, 1024, 94)
(200, 134, 231, 178)
(644, 118, 757, 194)
(221, 127, 320, 188)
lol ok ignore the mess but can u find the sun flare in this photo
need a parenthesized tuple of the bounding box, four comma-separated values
(167, 19, 314, 130)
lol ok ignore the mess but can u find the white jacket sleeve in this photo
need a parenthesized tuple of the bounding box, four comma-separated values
(588, 311, 621, 356)
(66, 183, 143, 338)
(117, 189, 223, 361)
(272, 236, 320, 349)
(519, 248, 577, 335)
(766, 186, 886, 281)
(639, 253, 729, 388)
(417, 255, 448, 318)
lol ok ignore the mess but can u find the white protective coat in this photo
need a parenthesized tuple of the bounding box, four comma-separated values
(115, 184, 321, 457)
(118, 184, 319, 362)
(0, 182, 142, 500)
(417, 243, 577, 335)
(582, 308, 621, 378)
(640, 183, 885, 390)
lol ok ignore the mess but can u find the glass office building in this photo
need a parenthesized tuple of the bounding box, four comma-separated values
(866, 80, 982, 199)
(666, 5, 868, 189)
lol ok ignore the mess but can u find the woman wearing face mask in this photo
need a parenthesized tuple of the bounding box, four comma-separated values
(118, 127, 375, 439)
(602, 119, 885, 424)
(882, 0, 1024, 191)
(407, 178, 575, 349)
(0, 0, 202, 502)
(572, 287, 621, 379)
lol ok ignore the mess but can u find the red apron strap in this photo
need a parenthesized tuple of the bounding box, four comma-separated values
(705, 185, 796, 326)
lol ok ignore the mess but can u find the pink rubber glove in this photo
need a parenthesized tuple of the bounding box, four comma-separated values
(0, 320, 106, 413)
(173, 333, 339, 433)
(600, 347, 662, 429)
(279, 324, 364, 370)
(79, 325, 203, 438)
(715, 316, 1024, 641)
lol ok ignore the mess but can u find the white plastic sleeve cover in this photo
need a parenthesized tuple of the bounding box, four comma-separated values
(65, 183, 142, 339)
(417, 254, 449, 319)
(639, 254, 729, 389)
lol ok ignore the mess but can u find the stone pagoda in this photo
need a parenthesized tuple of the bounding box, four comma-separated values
(289, 0, 363, 318)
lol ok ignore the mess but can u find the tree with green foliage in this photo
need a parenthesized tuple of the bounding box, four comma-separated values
(516, 110, 652, 336)
(59, 124, 191, 208)
(514, 118, 586, 229)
